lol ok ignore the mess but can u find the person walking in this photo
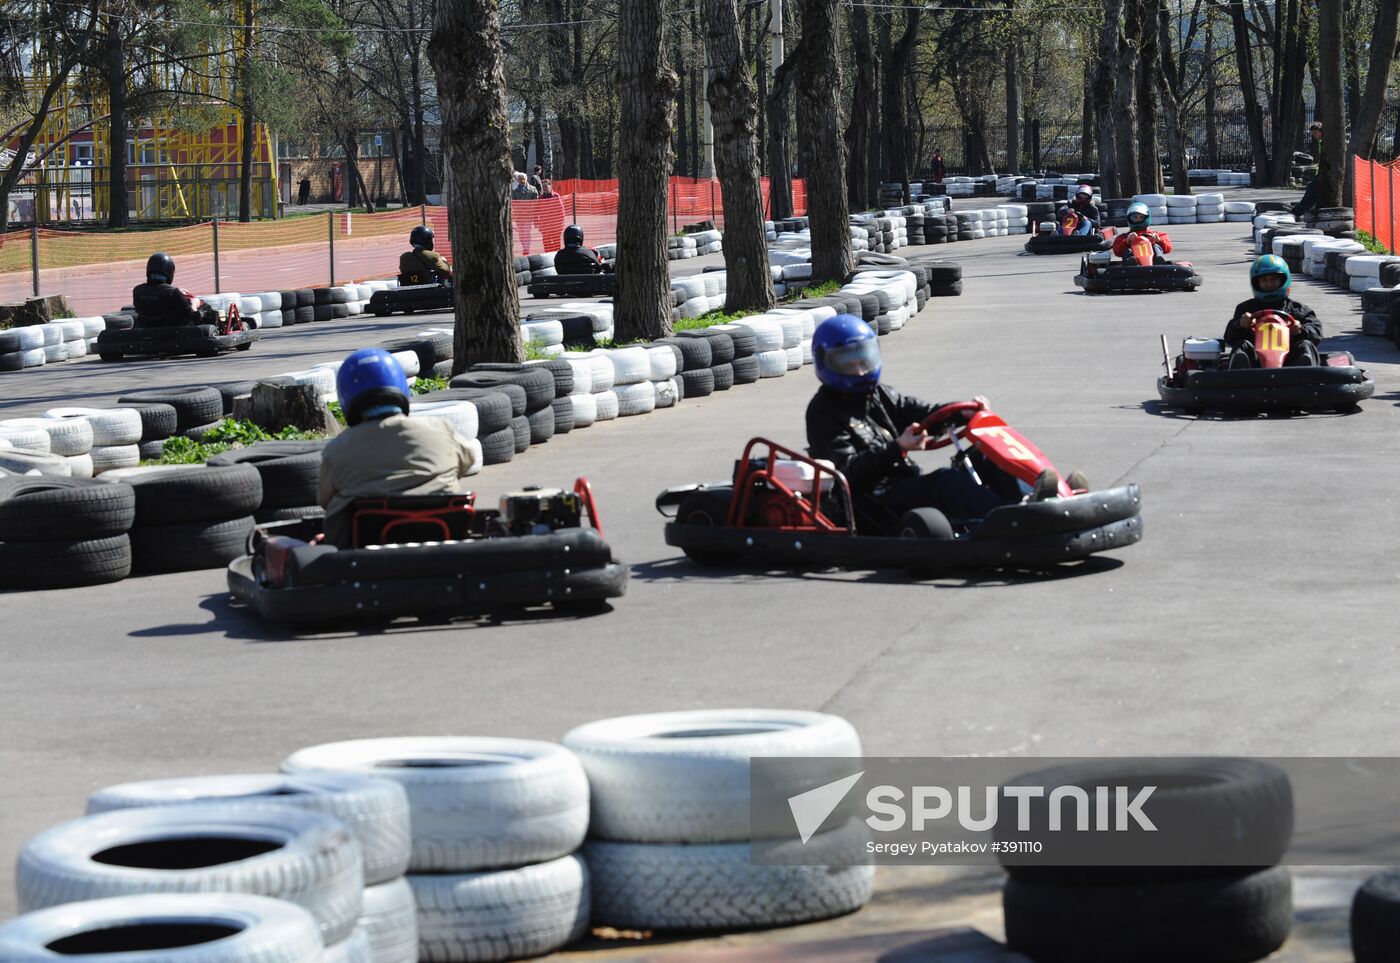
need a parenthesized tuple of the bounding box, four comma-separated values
(932, 149, 946, 184)
(1293, 122, 1326, 218)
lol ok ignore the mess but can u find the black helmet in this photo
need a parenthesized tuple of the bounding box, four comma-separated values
(410, 225, 434, 250)
(563, 224, 584, 247)
(146, 251, 175, 284)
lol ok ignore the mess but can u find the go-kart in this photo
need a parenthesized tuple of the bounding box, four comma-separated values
(368, 273, 454, 317)
(527, 270, 617, 299)
(1075, 232, 1202, 293)
(1157, 311, 1375, 413)
(655, 401, 1142, 577)
(227, 479, 627, 625)
(96, 302, 257, 361)
(1024, 210, 1112, 255)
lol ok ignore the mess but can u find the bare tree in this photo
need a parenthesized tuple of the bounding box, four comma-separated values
(791, 0, 851, 282)
(430, 0, 521, 367)
(701, 0, 773, 313)
(614, 0, 677, 342)
(1093, 0, 1122, 195)
(1315, 0, 1345, 208)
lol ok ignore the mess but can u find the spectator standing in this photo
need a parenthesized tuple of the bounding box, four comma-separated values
(511, 172, 540, 255)
(932, 150, 946, 184)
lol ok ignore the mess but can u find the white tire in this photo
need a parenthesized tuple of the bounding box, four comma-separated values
(784, 345, 803, 370)
(801, 339, 814, 365)
(409, 401, 479, 441)
(782, 262, 813, 281)
(90, 444, 140, 474)
(562, 359, 593, 396)
(388, 351, 420, 379)
(1224, 200, 1255, 214)
(0, 326, 45, 351)
(17, 805, 364, 945)
(360, 879, 418, 963)
(45, 407, 143, 447)
(0, 451, 71, 475)
(238, 297, 262, 318)
(0, 416, 94, 456)
(520, 320, 563, 347)
(700, 273, 722, 298)
(773, 315, 803, 348)
(258, 311, 283, 329)
(603, 347, 649, 386)
(323, 928, 372, 963)
(562, 352, 613, 392)
(613, 382, 656, 417)
(78, 316, 103, 338)
(645, 345, 677, 381)
(410, 856, 589, 963)
(0, 426, 52, 454)
(755, 350, 788, 378)
(653, 379, 678, 409)
(256, 292, 283, 312)
(593, 389, 619, 421)
(680, 297, 708, 320)
(282, 369, 337, 398)
(735, 319, 783, 353)
(281, 737, 589, 874)
(0, 893, 322, 963)
(568, 393, 597, 427)
(584, 827, 873, 930)
(39, 323, 64, 346)
(563, 709, 861, 843)
(86, 772, 412, 887)
(64, 339, 89, 360)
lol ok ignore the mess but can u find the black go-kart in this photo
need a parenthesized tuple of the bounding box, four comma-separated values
(369, 273, 453, 317)
(228, 479, 627, 625)
(1024, 211, 1112, 255)
(96, 302, 257, 361)
(1075, 234, 1202, 294)
(527, 271, 618, 299)
(655, 401, 1142, 578)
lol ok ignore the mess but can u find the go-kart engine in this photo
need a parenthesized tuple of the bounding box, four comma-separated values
(499, 486, 583, 536)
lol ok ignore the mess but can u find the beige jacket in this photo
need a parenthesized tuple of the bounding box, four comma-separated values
(318, 414, 477, 547)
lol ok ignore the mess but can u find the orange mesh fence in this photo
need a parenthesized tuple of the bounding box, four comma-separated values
(1354, 155, 1400, 254)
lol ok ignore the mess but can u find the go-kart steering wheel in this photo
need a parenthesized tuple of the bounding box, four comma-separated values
(1251, 308, 1294, 328)
(919, 400, 986, 449)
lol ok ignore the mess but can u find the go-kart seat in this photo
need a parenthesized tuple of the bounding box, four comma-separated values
(397, 271, 441, 287)
(350, 493, 476, 547)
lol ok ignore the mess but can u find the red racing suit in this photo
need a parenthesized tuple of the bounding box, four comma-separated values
(1112, 228, 1173, 259)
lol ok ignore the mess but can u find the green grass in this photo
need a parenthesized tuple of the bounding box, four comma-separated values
(149, 418, 325, 465)
(411, 375, 448, 395)
(800, 279, 840, 299)
(523, 341, 558, 360)
(1356, 230, 1389, 255)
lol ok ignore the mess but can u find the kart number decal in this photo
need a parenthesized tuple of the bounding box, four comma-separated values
(1256, 325, 1289, 352)
(974, 426, 1035, 460)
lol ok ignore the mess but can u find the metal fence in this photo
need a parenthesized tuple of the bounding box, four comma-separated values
(7, 163, 279, 225)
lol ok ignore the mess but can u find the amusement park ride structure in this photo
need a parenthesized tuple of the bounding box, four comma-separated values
(6, 1, 276, 224)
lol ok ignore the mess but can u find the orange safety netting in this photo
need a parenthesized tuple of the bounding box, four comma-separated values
(1353, 155, 1400, 254)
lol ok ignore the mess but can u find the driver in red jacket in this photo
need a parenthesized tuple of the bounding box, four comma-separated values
(1111, 202, 1173, 261)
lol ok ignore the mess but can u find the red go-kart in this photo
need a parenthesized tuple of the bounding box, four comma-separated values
(1076, 231, 1202, 293)
(656, 401, 1142, 576)
(1024, 210, 1111, 255)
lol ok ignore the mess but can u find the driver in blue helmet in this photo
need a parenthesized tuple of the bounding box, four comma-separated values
(318, 348, 477, 548)
(1222, 254, 1322, 368)
(805, 315, 1079, 525)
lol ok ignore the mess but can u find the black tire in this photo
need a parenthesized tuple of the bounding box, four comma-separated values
(472, 361, 573, 399)
(383, 334, 452, 374)
(433, 359, 454, 380)
(1352, 869, 1400, 963)
(709, 362, 735, 391)
(117, 388, 223, 433)
(526, 406, 555, 444)
(897, 507, 953, 540)
(182, 421, 225, 441)
(0, 477, 136, 540)
(123, 403, 178, 442)
(112, 463, 263, 524)
(330, 304, 350, 320)
(207, 444, 323, 510)
(875, 315, 893, 336)
(312, 305, 335, 322)
(854, 292, 880, 321)
(929, 280, 963, 297)
(550, 397, 575, 434)
(456, 370, 553, 412)
(280, 309, 296, 326)
(294, 306, 315, 324)
(675, 490, 740, 565)
(447, 378, 526, 418)
(138, 439, 165, 461)
(654, 336, 712, 371)
(680, 330, 734, 365)
(421, 388, 514, 434)
(312, 287, 333, 305)
(509, 415, 531, 453)
(478, 426, 515, 465)
(0, 534, 132, 589)
(276, 290, 299, 311)
(718, 327, 756, 357)
(254, 505, 326, 524)
(731, 355, 760, 384)
(129, 515, 255, 574)
(1003, 867, 1292, 963)
(680, 367, 715, 398)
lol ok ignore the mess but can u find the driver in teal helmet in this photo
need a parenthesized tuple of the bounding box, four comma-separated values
(1222, 254, 1323, 367)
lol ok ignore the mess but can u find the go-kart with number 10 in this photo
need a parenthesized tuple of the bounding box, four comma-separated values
(656, 400, 1142, 578)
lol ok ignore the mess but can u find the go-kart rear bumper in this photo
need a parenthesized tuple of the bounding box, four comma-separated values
(1025, 234, 1109, 255)
(1157, 366, 1375, 412)
(1076, 265, 1202, 293)
(96, 325, 258, 358)
(368, 285, 453, 316)
(662, 485, 1142, 572)
(527, 274, 618, 299)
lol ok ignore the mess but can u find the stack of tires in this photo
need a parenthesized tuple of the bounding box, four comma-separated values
(1, 325, 51, 372)
(419, 387, 515, 465)
(1000, 204, 1030, 234)
(1225, 200, 1258, 223)
(560, 352, 613, 429)
(731, 316, 789, 379)
(679, 327, 742, 393)
(641, 342, 681, 408)
(666, 235, 698, 260)
(526, 310, 600, 351)
(43, 408, 144, 474)
(207, 442, 326, 523)
(98, 463, 260, 573)
(454, 367, 556, 449)
(282, 737, 591, 963)
(1165, 194, 1199, 225)
(384, 330, 455, 381)
(1306, 206, 1356, 236)
(591, 348, 655, 417)
(690, 228, 723, 256)
(563, 709, 874, 933)
(0, 415, 98, 476)
(523, 359, 577, 434)
(119, 387, 226, 440)
(512, 256, 532, 288)
(911, 258, 962, 298)
(1000, 758, 1293, 962)
(518, 317, 566, 358)
(1344, 255, 1400, 296)
(1132, 193, 1170, 226)
(1196, 192, 1226, 223)
(907, 212, 925, 245)
(923, 212, 951, 245)
(81, 771, 419, 963)
(0, 475, 135, 589)
(15, 805, 366, 958)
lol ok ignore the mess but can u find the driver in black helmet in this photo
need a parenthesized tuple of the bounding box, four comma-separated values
(553, 224, 608, 275)
(132, 252, 216, 328)
(399, 225, 452, 284)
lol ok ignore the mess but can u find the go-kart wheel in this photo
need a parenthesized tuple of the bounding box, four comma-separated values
(898, 507, 952, 579)
(676, 490, 741, 566)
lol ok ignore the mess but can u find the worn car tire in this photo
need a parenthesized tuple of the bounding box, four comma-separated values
(129, 516, 255, 573)
(458, 369, 553, 413)
(549, 397, 574, 434)
(1352, 868, 1400, 963)
(99, 464, 263, 525)
(0, 534, 132, 589)
(509, 416, 530, 453)
(679, 368, 714, 398)
(478, 427, 515, 465)
(526, 406, 555, 444)
(0, 476, 135, 540)
(117, 388, 223, 433)
(207, 445, 323, 510)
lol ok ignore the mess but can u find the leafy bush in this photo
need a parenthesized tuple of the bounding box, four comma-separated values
(150, 419, 324, 465)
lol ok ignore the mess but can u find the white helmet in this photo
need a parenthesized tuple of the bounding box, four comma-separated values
(1075, 184, 1094, 199)
(1126, 201, 1151, 229)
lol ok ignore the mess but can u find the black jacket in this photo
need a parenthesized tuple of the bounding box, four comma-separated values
(1069, 196, 1099, 229)
(554, 243, 602, 275)
(132, 282, 202, 327)
(1222, 297, 1322, 349)
(806, 384, 941, 495)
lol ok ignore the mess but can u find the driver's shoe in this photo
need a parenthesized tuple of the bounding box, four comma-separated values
(1228, 350, 1253, 370)
(1065, 470, 1089, 493)
(1286, 341, 1320, 367)
(1028, 469, 1060, 502)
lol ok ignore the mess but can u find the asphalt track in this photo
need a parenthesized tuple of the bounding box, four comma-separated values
(3, 211, 1398, 958)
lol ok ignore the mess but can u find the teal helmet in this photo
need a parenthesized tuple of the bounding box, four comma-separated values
(1250, 254, 1291, 304)
(1126, 201, 1151, 231)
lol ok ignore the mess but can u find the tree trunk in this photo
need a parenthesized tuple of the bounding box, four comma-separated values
(846, 1, 873, 209)
(1204, 17, 1218, 168)
(766, 0, 793, 219)
(411, 50, 427, 203)
(1005, 3, 1020, 175)
(1113, 0, 1141, 196)
(614, 0, 678, 342)
(429, 0, 522, 368)
(1268, 0, 1308, 185)
(1135, 0, 1162, 194)
(1346, 0, 1399, 205)
(795, 0, 852, 282)
(1093, 0, 1122, 196)
(105, 25, 130, 227)
(1228, 0, 1271, 182)
(1080, 63, 1094, 171)
(238, 0, 255, 222)
(702, 0, 773, 313)
(675, 16, 689, 177)
(880, 10, 920, 197)
(1316, 0, 1346, 208)
(1157, 1, 1190, 196)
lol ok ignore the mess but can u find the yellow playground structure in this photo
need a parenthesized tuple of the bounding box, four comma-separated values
(8, 2, 278, 224)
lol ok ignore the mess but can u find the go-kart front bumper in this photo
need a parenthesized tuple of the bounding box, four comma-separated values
(1076, 264, 1202, 293)
(368, 284, 453, 316)
(1157, 365, 1375, 412)
(527, 274, 618, 299)
(1025, 233, 1109, 255)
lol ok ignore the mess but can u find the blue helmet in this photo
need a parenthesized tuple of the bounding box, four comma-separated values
(1250, 253, 1291, 304)
(337, 348, 410, 425)
(812, 314, 880, 393)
